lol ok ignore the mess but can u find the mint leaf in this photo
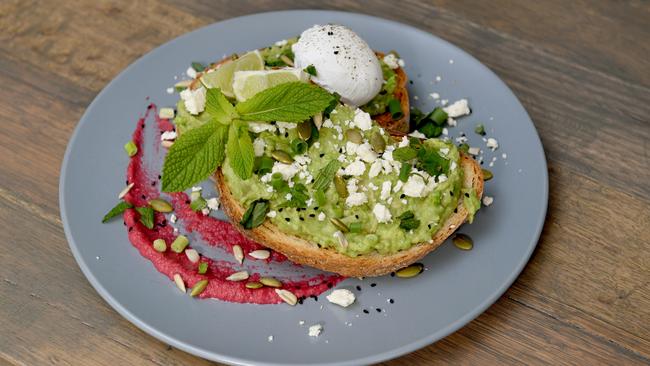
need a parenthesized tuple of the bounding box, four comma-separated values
(312, 160, 341, 191)
(236, 82, 334, 122)
(205, 88, 238, 124)
(135, 206, 155, 229)
(226, 121, 255, 180)
(392, 146, 418, 161)
(102, 201, 132, 223)
(162, 121, 228, 192)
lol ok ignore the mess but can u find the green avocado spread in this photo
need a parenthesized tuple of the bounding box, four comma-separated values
(218, 105, 476, 257)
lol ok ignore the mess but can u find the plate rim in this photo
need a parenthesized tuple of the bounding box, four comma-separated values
(59, 9, 548, 366)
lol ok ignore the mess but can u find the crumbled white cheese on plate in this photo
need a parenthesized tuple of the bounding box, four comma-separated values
(326, 289, 356, 307)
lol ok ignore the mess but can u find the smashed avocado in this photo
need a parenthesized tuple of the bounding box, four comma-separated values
(361, 59, 398, 116)
(221, 104, 478, 257)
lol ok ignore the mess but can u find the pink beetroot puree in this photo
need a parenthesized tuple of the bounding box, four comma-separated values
(121, 104, 343, 303)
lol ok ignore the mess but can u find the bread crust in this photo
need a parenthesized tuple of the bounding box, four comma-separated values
(214, 154, 483, 277)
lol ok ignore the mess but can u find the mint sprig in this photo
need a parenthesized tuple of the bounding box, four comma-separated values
(162, 84, 333, 192)
(236, 82, 334, 122)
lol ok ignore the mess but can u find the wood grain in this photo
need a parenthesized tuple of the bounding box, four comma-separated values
(1, 0, 649, 365)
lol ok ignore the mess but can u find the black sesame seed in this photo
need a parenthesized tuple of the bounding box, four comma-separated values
(123, 221, 127, 226)
(390, 272, 396, 277)
(327, 283, 333, 288)
(141, 194, 146, 200)
(158, 175, 162, 179)
(278, 208, 284, 212)
(319, 153, 325, 158)
(299, 217, 305, 221)
(363, 309, 369, 314)
(370, 283, 377, 287)
(309, 214, 315, 218)
(428, 224, 432, 229)
(400, 194, 405, 199)
(284, 132, 289, 138)
(151, 181, 156, 186)
(449, 191, 454, 196)
(338, 148, 343, 153)
(464, 192, 470, 198)
(389, 298, 395, 304)
(128, 227, 133, 232)
(334, 51, 339, 55)
(409, 80, 414, 85)
(311, 295, 318, 301)
(454, 208, 458, 213)
(141, 123, 145, 128)
(126, 180, 129, 185)
(185, 200, 191, 204)
(376, 308, 382, 312)
(298, 298, 304, 305)
(285, 218, 291, 222)
(313, 207, 319, 211)
(356, 285, 362, 291)
(355, 214, 359, 219)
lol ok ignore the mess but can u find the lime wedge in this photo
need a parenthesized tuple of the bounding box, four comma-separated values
(232, 68, 307, 101)
(201, 50, 264, 98)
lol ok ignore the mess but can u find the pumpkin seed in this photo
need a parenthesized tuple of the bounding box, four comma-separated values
(313, 112, 323, 129)
(173, 274, 186, 292)
(272, 150, 294, 164)
(118, 182, 135, 199)
(152, 239, 167, 252)
(345, 128, 363, 144)
(275, 289, 297, 306)
(233, 245, 244, 264)
(395, 263, 424, 278)
(185, 248, 200, 263)
(370, 131, 386, 153)
(190, 279, 209, 297)
(149, 198, 173, 213)
(330, 217, 349, 233)
(226, 271, 249, 281)
(249, 249, 271, 260)
(452, 233, 473, 250)
(481, 169, 493, 181)
(334, 175, 348, 198)
(260, 277, 282, 288)
(297, 120, 312, 140)
(171, 235, 189, 253)
(246, 281, 263, 289)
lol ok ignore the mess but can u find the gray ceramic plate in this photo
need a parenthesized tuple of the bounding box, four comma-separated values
(60, 10, 547, 366)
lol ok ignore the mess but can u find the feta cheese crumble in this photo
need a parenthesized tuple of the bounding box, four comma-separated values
(160, 130, 177, 141)
(486, 137, 499, 151)
(373, 203, 392, 223)
(482, 196, 494, 206)
(343, 160, 366, 176)
(326, 289, 356, 307)
(179, 87, 206, 115)
(308, 324, 323, 337)
(382, 53, 401, 69)
(352, 108, 372, 131)
(206, 197, 219, 210)
(253, 138, 266, 157)
(346, 192, 368, 207)
(443, 99, 470, 118)
(403, 175, 426, 197)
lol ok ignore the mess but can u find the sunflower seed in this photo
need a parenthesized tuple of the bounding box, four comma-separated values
(161, 140, 174, 148)
(118, 182, 135, 199)
(173, 274, 186, 292)
(233, 245, 244, 264)
(280, 54, 294, 67)
(313, 112, 323, 129)
(185, 248, 199, 263)
(226, 271, 249, 282)
(275, 289, 297, 306)
(249, 249, 270, 260)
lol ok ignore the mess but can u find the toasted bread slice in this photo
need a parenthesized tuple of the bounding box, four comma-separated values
(214, 154, 483, 277)
(190, 51, 411, 133)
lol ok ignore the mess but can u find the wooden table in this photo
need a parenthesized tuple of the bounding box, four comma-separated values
(1, 1, 648, 364)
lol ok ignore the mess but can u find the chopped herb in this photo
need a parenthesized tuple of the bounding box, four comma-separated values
(102, 201, 133, 223)
(254, 156, 275, 175)
(190, 197, 207, 212)
(304, 64, 317, 76)
(270, 173, 290, 193)
(191, 62, 206, 72)
(474, 123, 486, 136)
(348, 222, 363, 233)
(387, 98, 403, 120)
(314, 190, 327, 206)
(399, 163, 412, 182)
(279, 183, 310, 208)
(135, 206, 155, 229)
(124, 141, 138, 157)
(323, 92, 341, 117)
(392, 146, 418, 161)
(417, 147, 450, 176)
(398, 210, 420, 231)
(290, 138, 308, 155)
(458, 143, 470, 154)
(312, 160, 341, 191)
(428, 107, 448, 126)
(197, 262, 208, 274)
(419, 122, 443, 138)
(240, 199, 270, 229)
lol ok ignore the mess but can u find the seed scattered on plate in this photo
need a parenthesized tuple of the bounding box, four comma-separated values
(118, 182, 135, 199)
(173, 274, 186, 292)
(161, 140, 174, 148)
(233, 245, 244, 264)
(260, 277, 282, 288)
(245, 281, 263, 289)
(185, 248, 200, 263)
(190, 279, 209, 297)
(158, 107, 175, 119)
(226, 271, 249, 282)
(452, 233, 473, 250)
(395, 263, 424, 278)
(249, 249, 270, 260)
(275, 289, 297, 306)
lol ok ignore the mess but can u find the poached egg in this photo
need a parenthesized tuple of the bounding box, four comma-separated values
(292, 24, 383, 107)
